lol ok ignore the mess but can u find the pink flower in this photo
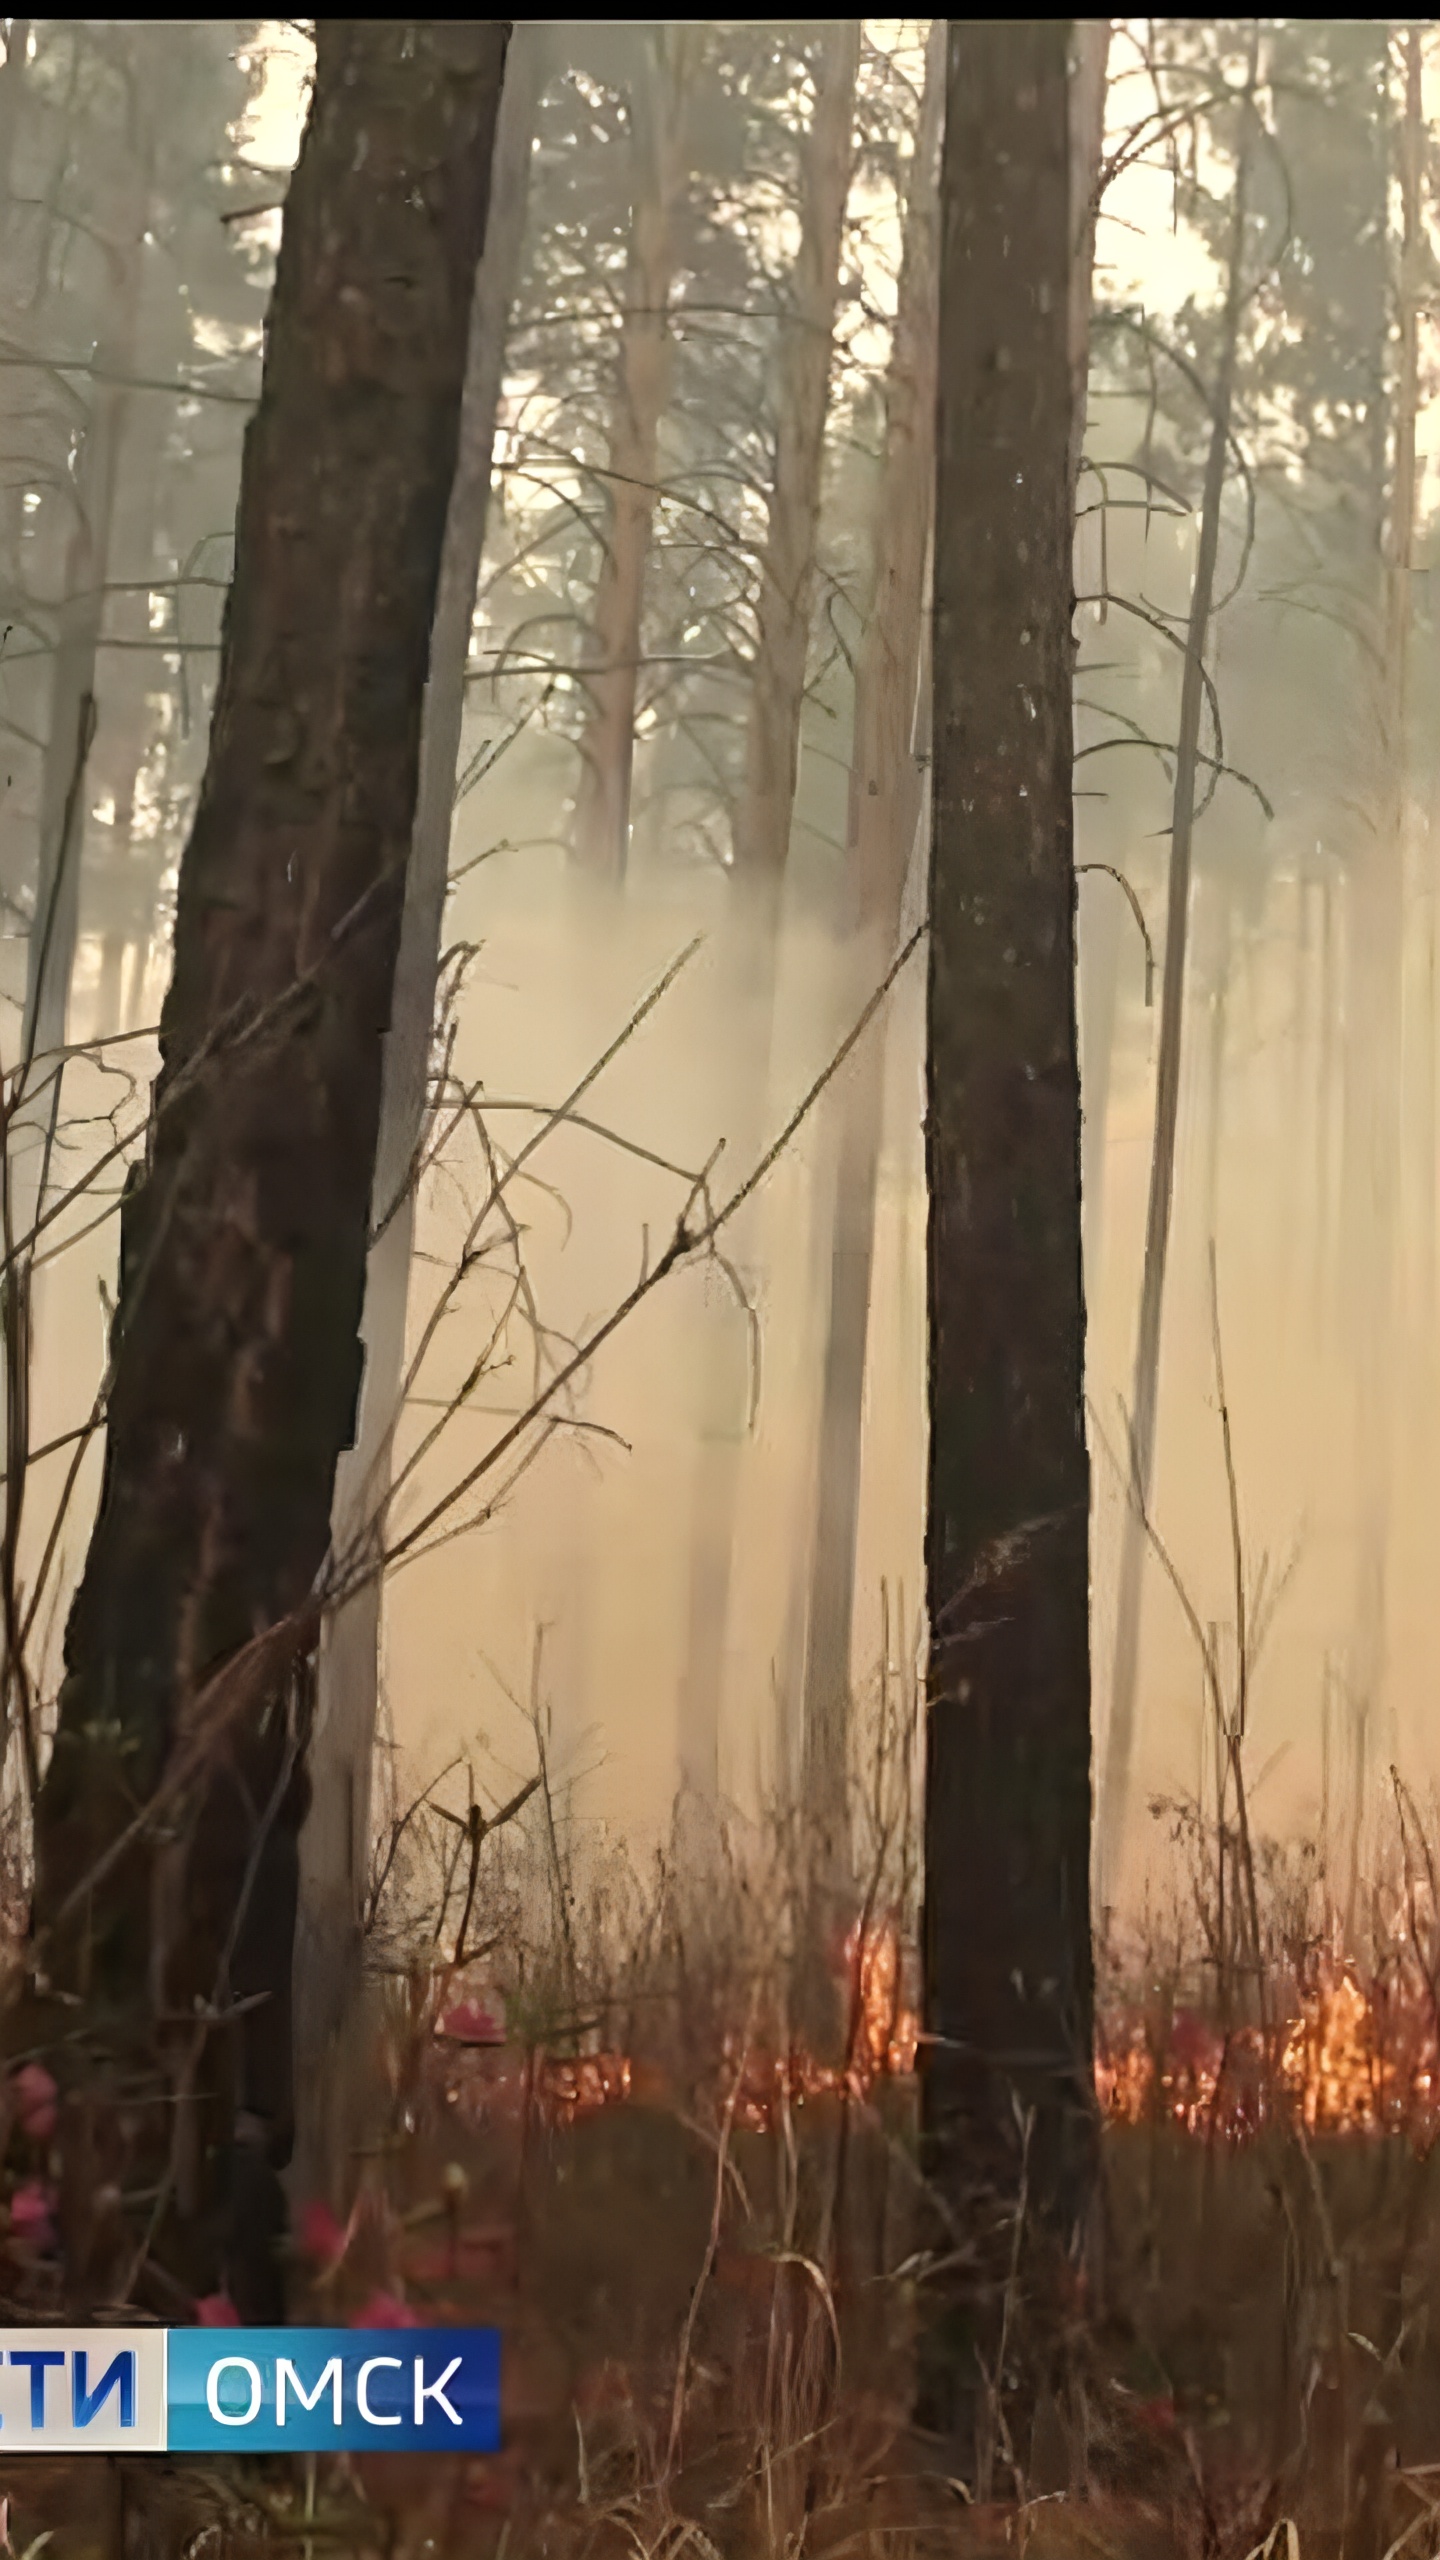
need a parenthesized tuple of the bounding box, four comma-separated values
(9, 2180, 55, 2251)
(298, 2200, 349, 2270)
(350, 2291, 418, 2330)
(195, 2293, 241, 2327)
(13, 2062, 57, 2144)
(439, 1998, 505, 2047)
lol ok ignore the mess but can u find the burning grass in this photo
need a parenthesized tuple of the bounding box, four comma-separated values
(16, 1756, 1440, 2557)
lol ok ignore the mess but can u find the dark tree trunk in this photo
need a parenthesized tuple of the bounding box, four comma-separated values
(22, 20, 510, 2322)
(296, 22, 546, 2205)
(920, 19, 1094, 2473)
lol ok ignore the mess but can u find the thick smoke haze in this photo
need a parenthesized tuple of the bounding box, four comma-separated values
(5, 18, 1438, 1925)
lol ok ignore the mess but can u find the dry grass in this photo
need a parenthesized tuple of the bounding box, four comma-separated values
(11, 1646, 1440, 2556)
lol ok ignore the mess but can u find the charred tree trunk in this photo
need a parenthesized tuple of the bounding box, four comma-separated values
(1096, 41, 1257, 1904)
(572, 29, 700, 882)
(21, 22, 509, 2322)
(797, 22, 944, 1885)
(677, 20, 859, 1808)
(294, 28, 544, 2203)
(919, 18, 1094, 2469)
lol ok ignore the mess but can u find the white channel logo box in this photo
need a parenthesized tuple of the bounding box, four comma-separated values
(0, 2331, 168, 2451)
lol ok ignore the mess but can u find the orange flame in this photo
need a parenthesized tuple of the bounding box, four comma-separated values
(437, 1933, 1440, 2145)
(1098, 1962, 1440, 2143)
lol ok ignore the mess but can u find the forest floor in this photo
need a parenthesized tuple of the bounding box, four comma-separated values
(9, 1920, 1440, 2559)
(8, 1793, 1440, 2559)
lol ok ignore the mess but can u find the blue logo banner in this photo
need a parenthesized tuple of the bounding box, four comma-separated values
(0, 2329, 502, 2453)
(168, 2330, 502, 2454)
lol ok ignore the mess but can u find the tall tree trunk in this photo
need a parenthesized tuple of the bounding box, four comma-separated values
(1342, 20, 1419, 1835)
(572, 28, 700, 881)
(799, 19, 1107, 1877)
(920, 19, 1094, 2466)
(22, 22, 509, 2322)
(797, 25, 944, 1876)
(676, 21, 859, 1807)
(1096, 42, 1257, 1904)
(293, 29, 544, 2206)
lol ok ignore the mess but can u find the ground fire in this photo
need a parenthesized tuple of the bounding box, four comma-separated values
(434, 1922, 1440, 2144)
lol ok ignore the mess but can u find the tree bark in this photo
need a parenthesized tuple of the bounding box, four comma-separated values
(293, 26, 545, 2205)
(676, 21, 859, 1807)
(22, 21, 509, 2322)
(572, 28, 700, 881)
(1096, 41, 1257, 1905)
(797, 22, 944, 1878)
(919, 18, 1094, 2468)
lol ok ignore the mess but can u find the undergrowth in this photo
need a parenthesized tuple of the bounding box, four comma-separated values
(10, 1671, 1440, 2559)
